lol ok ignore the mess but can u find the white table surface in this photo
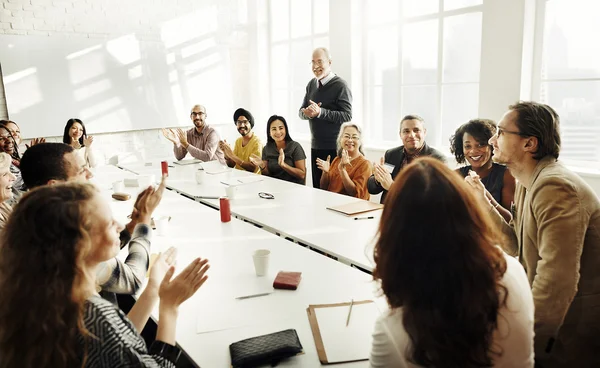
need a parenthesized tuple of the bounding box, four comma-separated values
(94, 164, 385, 367)
(118, 160, 380, 271)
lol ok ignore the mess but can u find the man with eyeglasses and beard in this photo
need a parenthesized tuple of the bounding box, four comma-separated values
(162, 104, 226, 164)
(219, 108, 262, 173)
(299, 47, 353, 188)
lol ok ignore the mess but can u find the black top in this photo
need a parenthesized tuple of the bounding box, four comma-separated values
(262, 140, 307, 185)
(458, 163, 507, 206)
(298, 75, 353, 150)
(367, 142, 447, 204)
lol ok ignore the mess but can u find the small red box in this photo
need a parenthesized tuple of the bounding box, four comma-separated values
(273, 271, 302, 290)
(161, 161, 169, 176)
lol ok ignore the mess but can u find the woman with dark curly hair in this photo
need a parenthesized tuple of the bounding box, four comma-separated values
(450, 119, 514, 222)
(0, 183, 210, 368)
(370, 157, 534, 367)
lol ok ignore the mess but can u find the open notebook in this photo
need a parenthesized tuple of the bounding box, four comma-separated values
(307, 300, 380, 364)
(173, 158, 202, 165)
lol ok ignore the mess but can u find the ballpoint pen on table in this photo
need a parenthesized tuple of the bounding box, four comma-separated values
(235, 291, 273, 300)
(346, 299, 354, 326)
(354, 216, 374, 220)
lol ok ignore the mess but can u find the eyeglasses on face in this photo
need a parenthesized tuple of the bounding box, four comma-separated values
(191, 111, 206, 117)
(236, 120, 250, 125)
(310, 60, 328, 67)
(496, 126, 528, 137)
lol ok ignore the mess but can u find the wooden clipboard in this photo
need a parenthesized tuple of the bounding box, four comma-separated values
(326, 201, 383, 216)
(306, 300, 374, 364)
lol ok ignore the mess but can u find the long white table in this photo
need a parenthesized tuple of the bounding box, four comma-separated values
(92, 165, 384, 367)
(117, 160, 380, 271)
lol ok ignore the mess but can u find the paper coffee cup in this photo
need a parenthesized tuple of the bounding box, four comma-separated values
(112, 180, 124, 193)
(252, 249, 270, 276)
(155, 216, 170, 236)
(225, 185, 237, 199)
(195, 170, 206, 184)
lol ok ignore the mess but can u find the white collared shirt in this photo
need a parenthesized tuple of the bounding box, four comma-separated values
(316, 72, 336, 118)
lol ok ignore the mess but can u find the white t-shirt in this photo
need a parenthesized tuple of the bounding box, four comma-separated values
(369, 253, 534, 367)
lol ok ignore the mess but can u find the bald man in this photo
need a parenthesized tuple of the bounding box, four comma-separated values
(162, 104, 226, 164)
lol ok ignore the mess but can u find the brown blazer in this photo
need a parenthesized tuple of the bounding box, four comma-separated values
(491, 156, 600, 367)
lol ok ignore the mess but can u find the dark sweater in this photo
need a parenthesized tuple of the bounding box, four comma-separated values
(298, 75, 352, 149)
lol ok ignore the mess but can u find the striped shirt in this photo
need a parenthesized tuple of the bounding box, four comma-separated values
(79, 295, 180, 367)
(97, 223, 151, 304)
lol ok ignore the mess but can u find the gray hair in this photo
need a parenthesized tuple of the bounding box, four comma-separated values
(0, 152, 11, 173)
(313, 47, 332, 61)
(336, 122, 365, 157)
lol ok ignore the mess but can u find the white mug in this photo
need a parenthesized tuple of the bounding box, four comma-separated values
(155, 216, 170, 236)
(225, 185, 237, 199)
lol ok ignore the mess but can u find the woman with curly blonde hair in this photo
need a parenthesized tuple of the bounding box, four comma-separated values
(0, 183, 210, 368)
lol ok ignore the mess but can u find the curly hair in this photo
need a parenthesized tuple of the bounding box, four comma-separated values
(0, 183, 98, 368)
(449, 119, 497, 164)
(372, 157, 508, 367)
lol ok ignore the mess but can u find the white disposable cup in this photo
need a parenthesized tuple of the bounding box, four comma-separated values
(112, 180, 124, 193)
(195, 170, 206, 184)
(252, 249, 270, 276)
(225, 185, 237, 199)
(155, 216, 170, 236)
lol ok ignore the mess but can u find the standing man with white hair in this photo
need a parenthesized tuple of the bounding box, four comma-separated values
(299, 47, 353, 188)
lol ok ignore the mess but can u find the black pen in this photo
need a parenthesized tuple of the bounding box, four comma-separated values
(354, 216, 374, 220)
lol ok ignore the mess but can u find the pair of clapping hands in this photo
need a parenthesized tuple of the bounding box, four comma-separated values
(315, 149, 353, 173)
(162, 128, 189, 148)
(248, 149, 287, 169)
(301, 100, 322, 119)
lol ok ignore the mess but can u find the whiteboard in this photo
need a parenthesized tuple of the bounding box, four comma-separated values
(0, 34, 234, 138)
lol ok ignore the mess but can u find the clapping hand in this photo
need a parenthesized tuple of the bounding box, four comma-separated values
(159, 257, 210, 309)
(277, 148, 286, 167)
(339, 149, 352, 170)
(464, 170, 488, 204)
(83, 135, 94, 147)
(373, 157, 393, 190)
(162, 128, 178, 144)
(175, 128, 188, 147)
(148, 247, 178, 292)
(25, 137, 46, 149)
(316, 155, 331, 173)
(249, 154, 263, 168)
(301, 100, 322, 118)
(219, 140, 233, 158)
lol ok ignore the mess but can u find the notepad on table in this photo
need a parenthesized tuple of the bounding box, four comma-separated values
(326, 201, 383, 216)
(173, 159, 202, 165)
(306, 300, 380, 364)
(200, 160, 230, 174)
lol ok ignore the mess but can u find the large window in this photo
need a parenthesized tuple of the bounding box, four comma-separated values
(268, 0, 329, 137)
(364, 0, 483, 147)
(533, 0, 600, 166)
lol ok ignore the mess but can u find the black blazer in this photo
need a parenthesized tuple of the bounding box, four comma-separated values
(367, 142, 447, 204)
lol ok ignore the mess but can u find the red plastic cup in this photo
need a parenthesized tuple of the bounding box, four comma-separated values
(220, 197, 231, 222)
(161, 161, 168, 176)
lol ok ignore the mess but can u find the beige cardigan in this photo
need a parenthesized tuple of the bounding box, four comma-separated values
(491, 156, 600, 367)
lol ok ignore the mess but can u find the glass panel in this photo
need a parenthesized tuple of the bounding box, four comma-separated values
(291, 0, 312, 38)
(367, 25, 399, 86)
(402, 20, 439, 85)
(292, 89, 311, 135)
(401, 85, 439, 144)
(402, 0, 438, 18)
(270, 0, 289, 42)
(313, 0, 329, 34)
(444, 0, 482, 11)
(271, 44, 290, 90)
(290, 40, 314, 88)
(441, 83, 479, 144)
(313, 36, 329, 51)
(366, 86, 383, 142)
(443, 12, 482, 83)
(543, 0, 600, 79)
(542, 80, 600, 163)
(367, 0, 398, 25)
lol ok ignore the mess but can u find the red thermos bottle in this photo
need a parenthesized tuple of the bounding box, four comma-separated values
(161, 161, 168, 176)
(220, 197, 231, 222)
